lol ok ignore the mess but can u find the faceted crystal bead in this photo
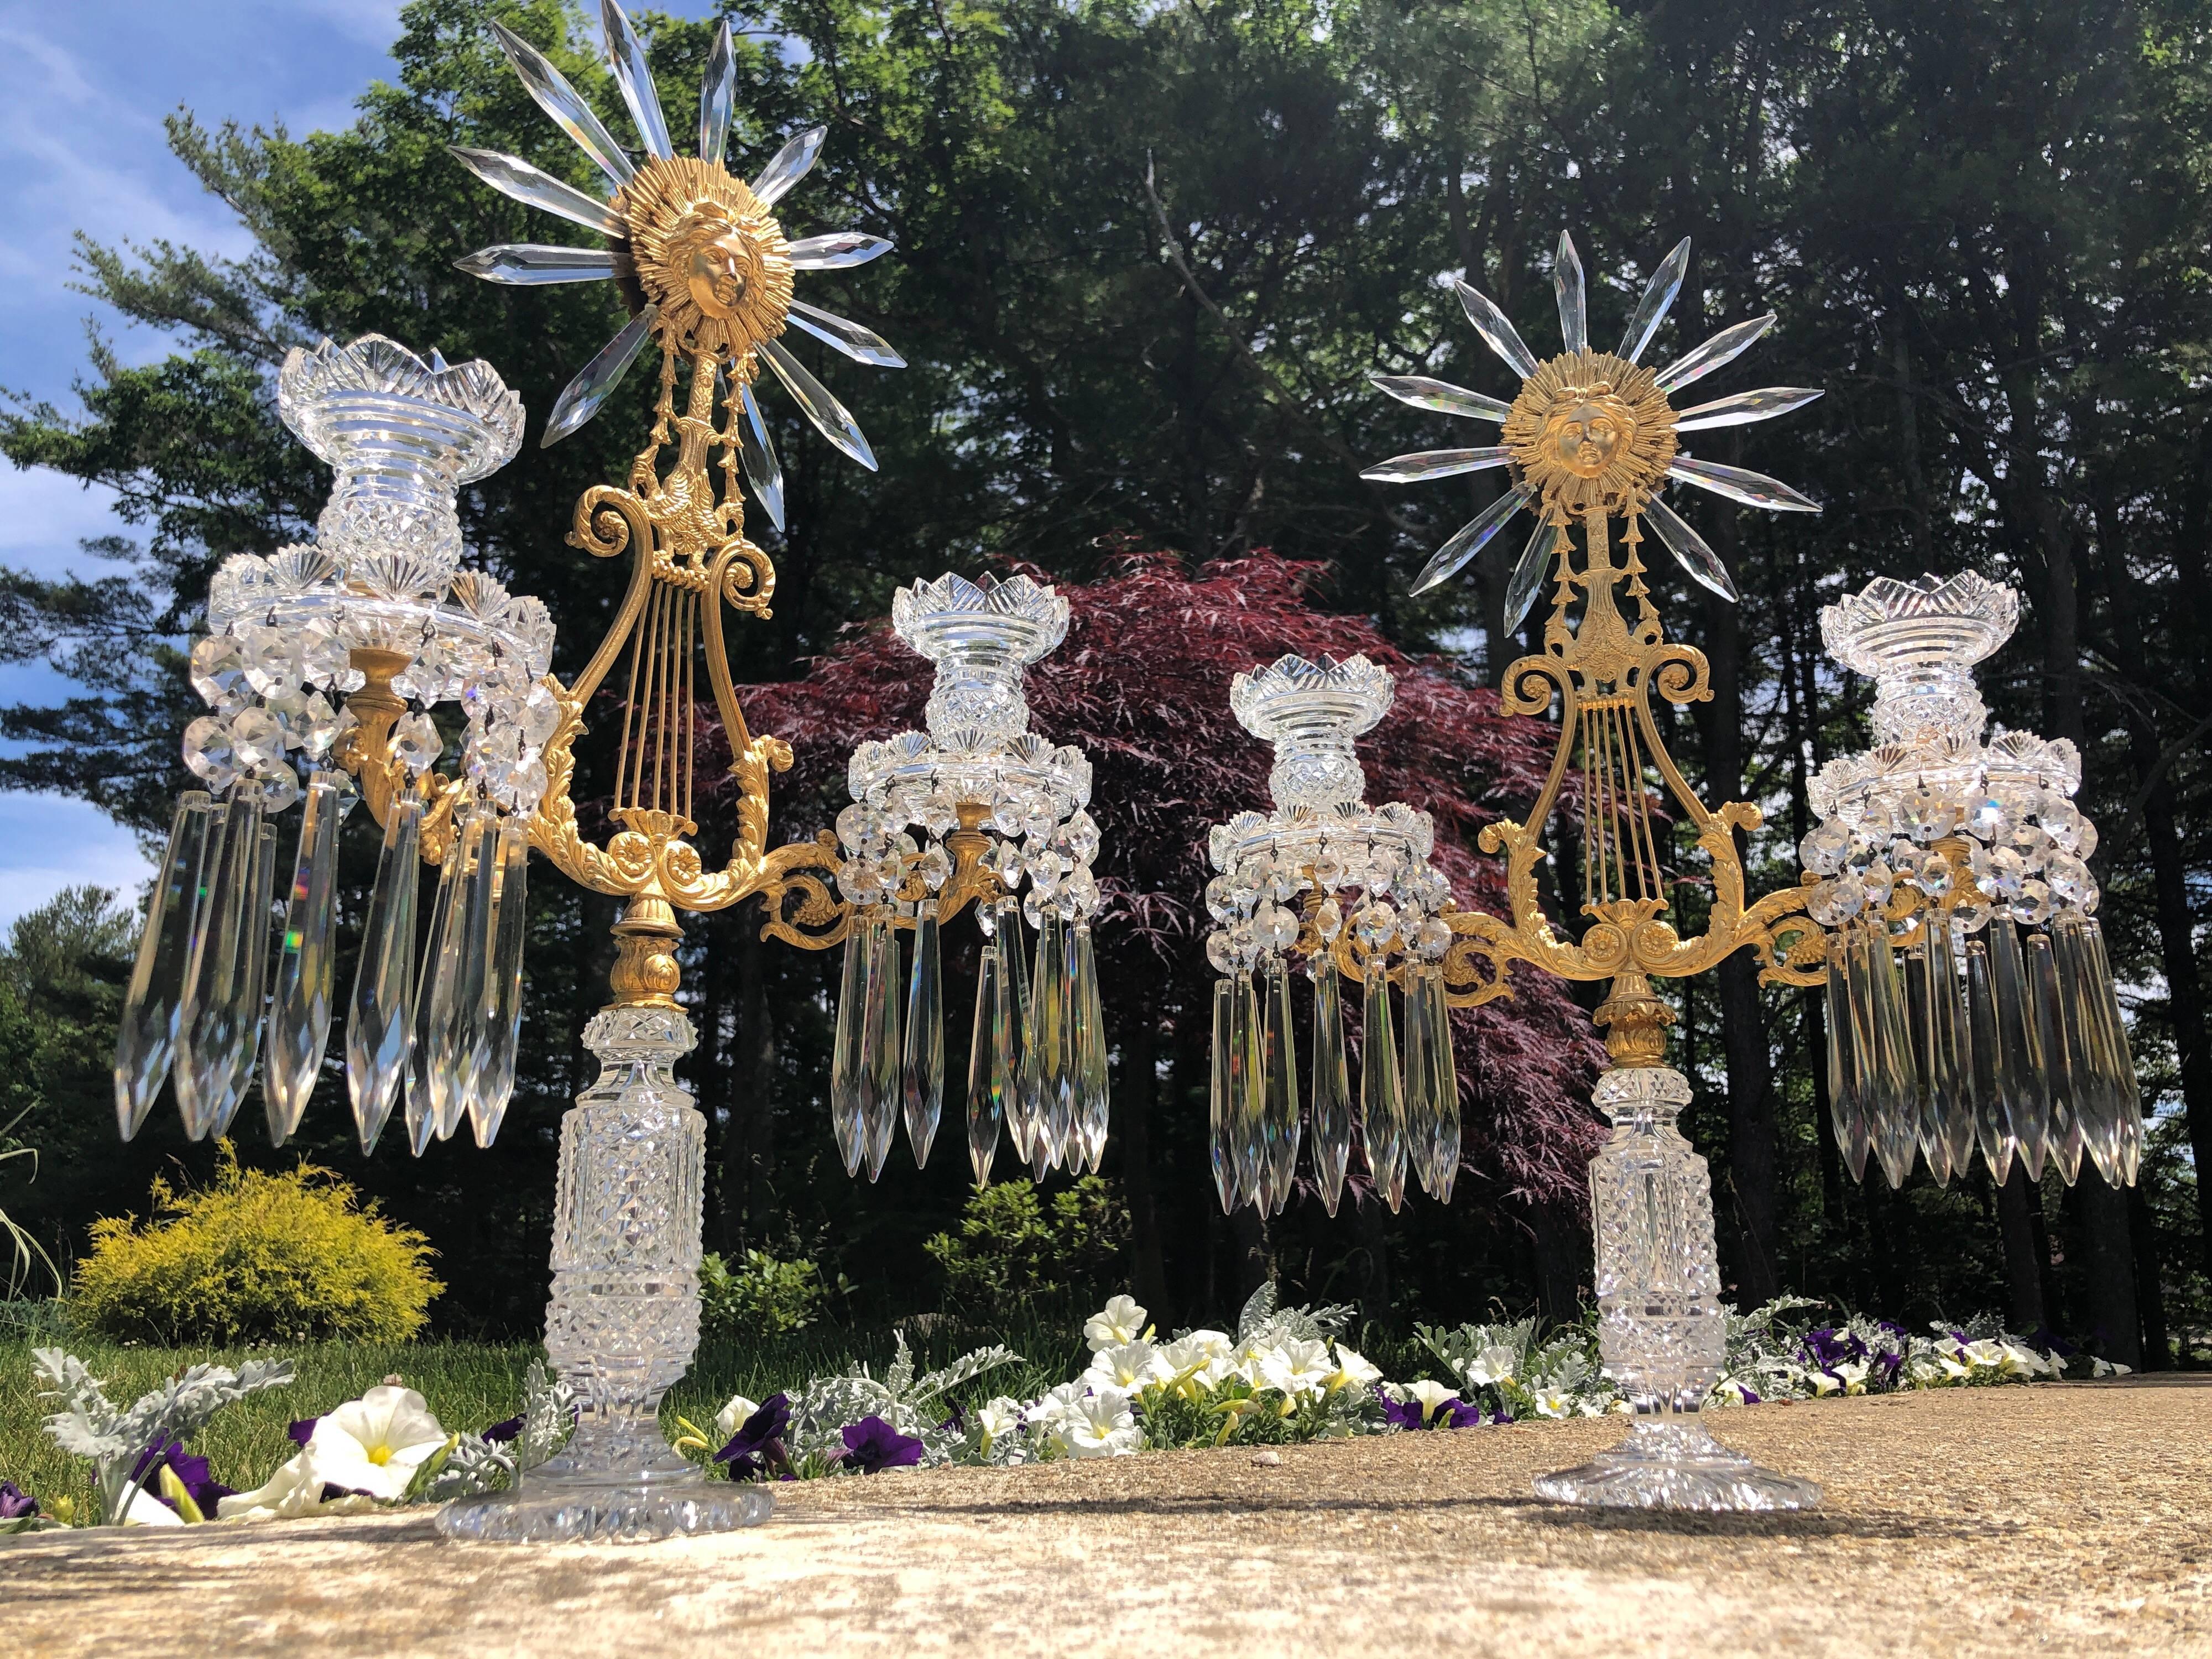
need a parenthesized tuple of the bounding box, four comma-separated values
(1962, 795, 2006, 842)
(1255, 903, 1300, 953)
(296, 691, 345, 757)
(1799, 820, 1850, 875)
(2045, 852, 2095, 908)
(301, 623, 356, 690)
(1205, 930, 1236, 975)
(190, 635, 251, 708)
(241, 627, 304, 697)
(1061, 809, 1100, 863)
(2011, 879, 2053, 926)
(1861, 860, 1895, 906)
(1808, 875, 1864, 926)
(1984, 846, 2026, 899)
(518, 682, 562, 746)
(1354, 901, 1397, 950)
(393, 711, 442, 773)
(2039, 797, 2085, 853)
(182, 715, 241, 791)
(1314, 898, 1344, 941)
(1915, 851, 1955, 898)
(229, 707, 286, 770)
(918, 844, 952, 890)
(244, 760, 300, 813)
(1900, 786, 1961, 845)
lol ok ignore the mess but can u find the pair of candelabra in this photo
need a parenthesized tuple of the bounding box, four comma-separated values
(113, 1, 2136, 1531)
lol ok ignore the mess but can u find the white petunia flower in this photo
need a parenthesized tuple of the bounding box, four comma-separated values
(1259, 1338, 1335, 1400)
(120, 1485, 184, 1526)
(1085, 1340, 1169, 1392)
(1405, 1379, 1459, 1423)
(1061, 1389, 1141, 1458)
(2091, 1356, 2131, 1379)
(215, 1447, 378, 1521)
(1532, 1387, 1573, 1420)
(1465, 1344, 1518, 1387)
(1326, 1344, 1383, 1392)
(975, 1396, 1023, 1456)
(713, 1394, 761, 1442)
(1084, 1296, 1149, 1353)
(302, 1385, 449, 1501)
(1963, 1338, 2007, 1370)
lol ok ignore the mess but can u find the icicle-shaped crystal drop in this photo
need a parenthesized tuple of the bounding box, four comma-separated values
(114, 792, 216, 1141)
(1824, 930, 1870, 1180)
(1003, 901, 1039, 1168)
(1926, 921, 1976, 1180)
(1963, 938, 2012, 1185)
(1072, 922, 1111, 1173)
(830, 914, 869, 1176)
(1402, 958, 1436, 1198)
(862, 910, 903, 1181)
(1230, 969, 1265, 1209)
(2068, 914, 2142, 1185)
(2025, 931, 2082, 1185)
(1848, 924, 1918, 1188)
(1420, 965, 1460, 1202)
(211, 821, 277, 1140)
(1027, 910, 1069, 1179)
(991, 905, 1022, 1170)
(904, 899, 944, 1167)
(1261, 957, 1300, 1217)
(471, 823, 529, 1148)
(1900, 944, 1950, 1185)
(1986, 919, 2049, 1181)
(1308, 957, 1352, 1216)
(263, 772, 343, 1146)
(1209, 977, 1237, 1211)
(406, 827, 470, 1157)
(1057, 911, 1085, 1172)
(173, 801, 259, 1141)
(1361, 961, 1407, 1212)
(967, 930, 1003, 1185)
(347, 796, 422, 1153)
(446, 817, 502, 1139)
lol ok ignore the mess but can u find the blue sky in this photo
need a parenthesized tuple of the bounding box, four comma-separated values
(0, 0, 722, 929)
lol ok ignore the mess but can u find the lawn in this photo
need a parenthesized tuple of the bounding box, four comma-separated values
(0, 1308, 1092, 1516)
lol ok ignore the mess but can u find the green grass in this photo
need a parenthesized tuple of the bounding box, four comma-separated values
(0, 1307, 1092, 1516)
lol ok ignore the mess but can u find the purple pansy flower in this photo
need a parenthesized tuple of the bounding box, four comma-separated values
(482, 1416, 525, 1443)
(713, 1393, 793, 1481)
(286, 1418, 319, 1449)
(1380, 1395, 1426, 1432)
(839, 1416, 924, 1473)
(1436, 1399, 1483, 1430)
(0, 1481, 36, 1520)
(128, 1441, 234, 1514)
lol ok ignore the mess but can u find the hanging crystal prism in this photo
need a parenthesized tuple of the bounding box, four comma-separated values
(1823, 930, 1871, 1180)
(173, 802, 262, 1141)
(472, 823, 530, 1148)
(966, 933, 1003, 1185)
(1415, 964, 1459, 1201)
(1209, 978, 1237, 1211)
(861, 909, 902, 1182)
(1963, 937, 2014, 1186)
(348, 796, 422, 1153)
(1402, 958, 1435, 1198)
(830, 913, 870, 1176)
(114, 792, 217, 1141)
(1986, 920, 2049, 1181)
(1072, 921, 1110, 1173)
(1027, 910, 1070, 1180)
(2026, 931, 2083, 1185)
(1926, 922, 1976, 1180)
(903, 900, 944, 1167)
(211, 821, 276, 1141)
(406, 827, 471, 1157)
(1900, 943, 1949, 1185)
(1260, 958, 1300, 1216)
(1361, 961, 1407, 1212)
(1308, 957, 1352, 1216)
(264, 770, 343, 1145)
(1001, 901, 1038, 1169)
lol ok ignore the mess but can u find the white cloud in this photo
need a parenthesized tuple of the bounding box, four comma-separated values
(0, 792, 153, 930)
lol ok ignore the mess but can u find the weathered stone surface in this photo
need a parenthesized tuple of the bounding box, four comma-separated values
(8, 1380, 2208, 1657)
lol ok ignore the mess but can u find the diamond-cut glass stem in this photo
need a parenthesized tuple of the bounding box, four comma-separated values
(1533, 1067, 1821, 1510)
(437, 1004, 770, 1541)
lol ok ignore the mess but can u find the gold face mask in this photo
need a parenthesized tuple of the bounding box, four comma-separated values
(1544, 392, 1635, 479)
(684, 226, 756, 319)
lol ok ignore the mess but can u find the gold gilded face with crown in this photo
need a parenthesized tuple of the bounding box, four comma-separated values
(1503, 351, 1678, 520)
(619, 156, 795, 362)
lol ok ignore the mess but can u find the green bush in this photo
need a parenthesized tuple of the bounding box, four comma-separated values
(72, 1144, 441, 1344)
(699, 1249, 839, 1339)
(925, 1177, 1129, 1316)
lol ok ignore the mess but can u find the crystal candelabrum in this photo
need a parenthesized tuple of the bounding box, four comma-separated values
(114, 2, 905, 1543)
(1799, 572, 2140, 1194)
(1199, 654, 1460, 1217)
(1361, 231, 1837, 1510)
(828, 572, 1108, 1185)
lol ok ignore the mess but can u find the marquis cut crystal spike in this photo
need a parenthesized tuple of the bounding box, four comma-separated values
(787, 232, 894, 269)
(544, 305, 659, 448)
(1554, 231, 1587, 355)
(448, 148, 623, 237)
(1616, 237, 1691, 363)
(455, 244, 619, 286)
(1368, 373, 1510, 421)
(490, 19, 634, 185)
(601, 0, 673, 159)
(1360, 446, 1509, 484)
(1644, 495, 1738, 602)
(787, 300, 907, 368)
(751, 125, 826, 206)
(1656, 314, 1777, 395)
(1412, 484, 1532, 596)
(760, 338, 877, 468)
(1667, 455, 1820, 513)
(698, 19, 735, 167)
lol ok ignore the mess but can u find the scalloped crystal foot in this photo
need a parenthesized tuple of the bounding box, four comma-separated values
(1533, 1420, 1821, 1511)
(435, 1465, 773, 1542)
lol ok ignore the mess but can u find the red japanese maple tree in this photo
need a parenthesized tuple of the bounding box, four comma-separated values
(739, 551, 1605, 1212)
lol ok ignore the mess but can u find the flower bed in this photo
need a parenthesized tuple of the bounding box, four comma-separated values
(1, 1290, 2124, 1531)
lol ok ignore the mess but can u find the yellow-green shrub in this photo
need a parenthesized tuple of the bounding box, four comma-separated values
(72, 1143, 441, 1343)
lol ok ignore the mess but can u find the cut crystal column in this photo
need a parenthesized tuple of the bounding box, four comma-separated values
(407, 827, 471, 1156)
(114, 792, 217, 1141)
(1417, 965, 1459, 1202)
(1823, 931, 1870, 1180)
(211, 821, 277, 1141)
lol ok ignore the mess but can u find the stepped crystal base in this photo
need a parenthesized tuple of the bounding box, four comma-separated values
(1534, 1417, 1822, 1511)
(436, 1433, 773, 1542)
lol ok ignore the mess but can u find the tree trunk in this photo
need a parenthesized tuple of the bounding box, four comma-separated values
(1117, 1005, 1170, 1322)
(1995, 1167, 2048, 1334)
(721, 915, 777, 1253)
